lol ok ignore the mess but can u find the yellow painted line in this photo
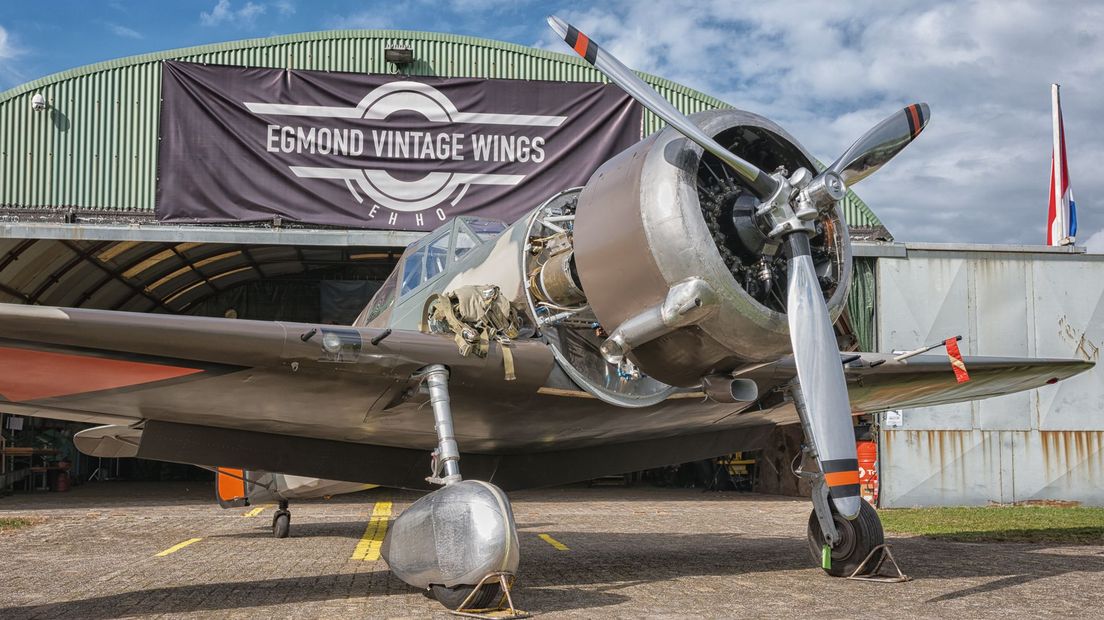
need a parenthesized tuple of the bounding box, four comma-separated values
(155, 538, 202, 557)
(538, 533, 570, 551)
(243, 504, 273, 518)
(351, 501, 392, 561)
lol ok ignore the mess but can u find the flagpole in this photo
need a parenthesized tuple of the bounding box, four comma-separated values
(1051, 83, 1065, 245)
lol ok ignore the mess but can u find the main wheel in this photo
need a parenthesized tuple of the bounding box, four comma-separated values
(273, 512, 290, 539)
(806, 500, 883, 577)
(429, 582, 503, 610)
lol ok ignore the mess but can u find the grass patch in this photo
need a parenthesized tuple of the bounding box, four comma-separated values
(0, 517, 40, 534)
(879, 506, 1104, 544)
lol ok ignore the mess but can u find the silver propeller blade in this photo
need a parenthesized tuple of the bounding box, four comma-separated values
(784, 234, 862, 519)
(828, 103, 930, 185)
(547, 15, 779, 201)
(787, 104, 933, 521)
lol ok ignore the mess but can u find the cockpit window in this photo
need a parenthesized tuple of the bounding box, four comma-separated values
(454, 230, 479, 260)
(425, 234, 450, 280)
(360, 268, 398, 326)
(394, 218, 499, 301)
(400, 247, 424, 296)
(461, 217, 506, 241)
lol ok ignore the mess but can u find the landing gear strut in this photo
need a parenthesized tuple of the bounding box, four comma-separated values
(380, 365, 522, 613)
(790, 385, 884, 575)
(272, 500, 290, 538)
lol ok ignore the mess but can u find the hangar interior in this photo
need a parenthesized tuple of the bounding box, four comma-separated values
(0, 235, 395, 321)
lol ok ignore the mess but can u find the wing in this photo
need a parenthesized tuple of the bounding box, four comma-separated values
(844, 353, 1092, 412)
(0, 303, 546, 436)
(745, 351, 1092, 413)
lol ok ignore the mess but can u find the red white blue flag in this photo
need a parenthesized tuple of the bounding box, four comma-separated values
(1047, 83, 1077, 246)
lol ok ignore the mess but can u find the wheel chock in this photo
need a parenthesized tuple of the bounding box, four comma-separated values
(846, 544, 910, 583)
(449, 572, 531, 619)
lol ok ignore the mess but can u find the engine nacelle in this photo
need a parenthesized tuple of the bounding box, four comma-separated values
(573, 110, 852, 386)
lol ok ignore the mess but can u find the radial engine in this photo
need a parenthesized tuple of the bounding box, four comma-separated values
(522, 109, 851, 392)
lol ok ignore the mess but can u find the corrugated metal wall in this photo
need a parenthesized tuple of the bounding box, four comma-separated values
(876, 246, 1104, 506)
(0, 30, 883, 228)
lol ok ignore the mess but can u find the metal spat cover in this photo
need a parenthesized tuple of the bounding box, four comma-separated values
(381, 480, 520, 589)
(572, 109, 853, 386)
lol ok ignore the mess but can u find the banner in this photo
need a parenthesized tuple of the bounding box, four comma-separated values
(156, 61, 642, 230)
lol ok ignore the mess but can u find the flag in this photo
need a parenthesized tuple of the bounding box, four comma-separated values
(1047, 83, 1077, 246)
(945, 337, 970, 384)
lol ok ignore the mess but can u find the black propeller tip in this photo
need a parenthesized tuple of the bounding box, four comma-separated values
(907, 103, 931, 139)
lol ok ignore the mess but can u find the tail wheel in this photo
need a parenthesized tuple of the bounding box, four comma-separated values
(273, 512, 290, 539)
(806, 500, 883, 577)
(429, 582, 503, 611)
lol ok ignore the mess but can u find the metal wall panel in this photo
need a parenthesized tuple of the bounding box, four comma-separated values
(877, 246, 1104, 506)
(876, 252, 975, 431)
(1032, 256, 1104, 430)
(0, 30, 883, 230)
(880, 429, 1010, 505)
(1012, 430, 1104, 504)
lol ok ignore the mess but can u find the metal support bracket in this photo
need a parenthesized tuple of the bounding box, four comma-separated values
(811, 476, 840, 546)
(422, 364, 462, 486)
(789, 384, 841, 546)
(449, 572, 530, 619)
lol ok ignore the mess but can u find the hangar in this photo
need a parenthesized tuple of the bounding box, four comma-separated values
(0, 29, 1099, 505)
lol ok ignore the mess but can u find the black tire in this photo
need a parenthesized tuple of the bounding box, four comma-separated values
(806, 500, 883, 577)
(273, 512, 290, 539)
(429, 582, 503, 610)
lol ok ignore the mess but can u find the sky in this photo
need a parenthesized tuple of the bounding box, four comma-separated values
(0, 0, 1101, 249)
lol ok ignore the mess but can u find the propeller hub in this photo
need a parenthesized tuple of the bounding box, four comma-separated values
(755, 172, 818, 239)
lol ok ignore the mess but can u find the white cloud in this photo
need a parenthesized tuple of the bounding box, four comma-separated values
(0, 25, 16, 62)
(1085, 229, 1104, 254)
(200, 0, 267, 27)
(274, 1, 295, 16)
(0, 24, 24, 85)
(107, 23, 143, 40)
(539, 0, 1104, 246)
(324, 12, 393, 30)
(448, 0, 530, 11)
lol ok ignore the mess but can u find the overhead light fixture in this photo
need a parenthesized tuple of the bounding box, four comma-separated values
(385, 45, 414, 66)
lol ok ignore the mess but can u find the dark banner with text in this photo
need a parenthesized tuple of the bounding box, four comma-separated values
(156, 61, 642, 230)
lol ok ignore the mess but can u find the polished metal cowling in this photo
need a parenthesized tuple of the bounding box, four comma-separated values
(572, 109, 853, 386)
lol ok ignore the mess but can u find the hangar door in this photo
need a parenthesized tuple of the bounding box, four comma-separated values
(875, 245, 1104, 506)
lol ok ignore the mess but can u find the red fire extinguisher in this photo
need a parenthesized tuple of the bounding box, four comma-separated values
(856, 440, 878, 507)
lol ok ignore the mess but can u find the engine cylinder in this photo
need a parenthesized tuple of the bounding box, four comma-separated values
(530, 250, 586, 308)
(572, 109, 852, 386)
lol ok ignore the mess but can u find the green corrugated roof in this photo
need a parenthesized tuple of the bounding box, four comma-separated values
(0, 29, 884, 232)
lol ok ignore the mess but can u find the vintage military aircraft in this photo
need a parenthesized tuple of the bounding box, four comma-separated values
(0, 15, 1092, 611)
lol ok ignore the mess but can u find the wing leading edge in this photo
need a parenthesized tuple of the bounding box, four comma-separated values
(843, 353, 1092, 413)
(0, 303, 473, 427)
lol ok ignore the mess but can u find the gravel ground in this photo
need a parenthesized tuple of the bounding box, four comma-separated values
(0, 481, 1101, 618)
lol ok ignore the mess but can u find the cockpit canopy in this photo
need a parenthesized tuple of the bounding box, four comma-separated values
(355, 216, 506, 327)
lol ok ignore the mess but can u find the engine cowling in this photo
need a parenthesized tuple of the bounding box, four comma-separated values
(572, 109, 852, 387)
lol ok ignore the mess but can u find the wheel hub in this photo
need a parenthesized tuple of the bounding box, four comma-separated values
(829, 514, 857, 558)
